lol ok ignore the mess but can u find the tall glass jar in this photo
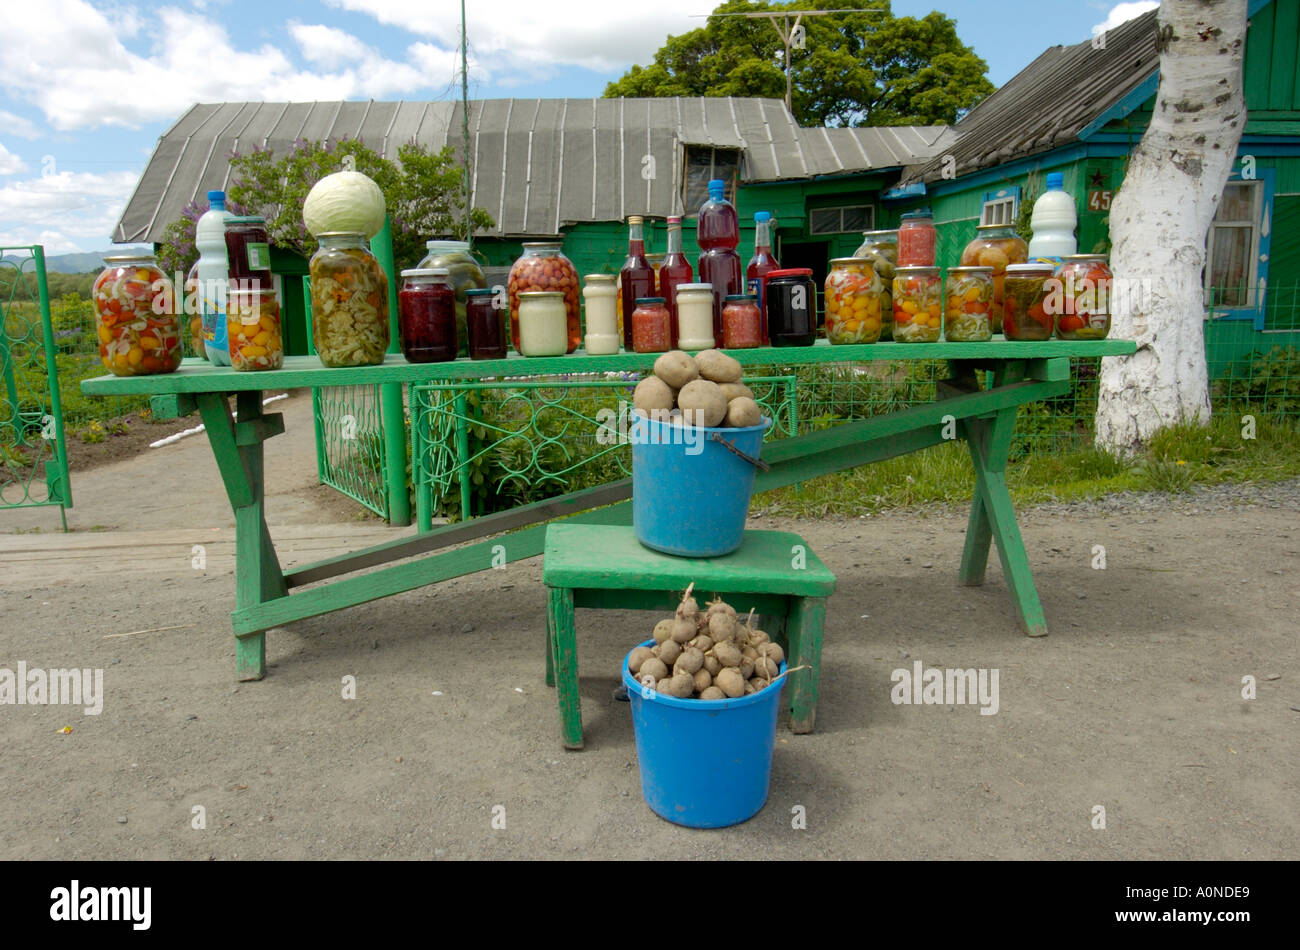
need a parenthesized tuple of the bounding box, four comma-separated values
(960, 224, 1028, 332)
(824, 257, 883, 345)
(897, 210, 936, 266)
(508, 243, 580, 353)
(943, 266, 994, 342)
(309, 232, 390, 367)
(892, 267, 942, 343)
(465, 288, 508, 359)
(1002, 263, 1055, 340)
(854, 230, 898, 340)
(224, 215, 274, 291)
(398, 268, 457, 363)
(92, 254, 182, 376)
(582, 274, 619, 354)
(517, 291, 569, 356)
(674, 283, 715, 351)
(227, 288, 284, 371)
(417, 240, 487, 356)
(1051, 255, 1112, 340)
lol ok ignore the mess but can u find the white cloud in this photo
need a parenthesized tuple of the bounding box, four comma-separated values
(0, 168, 140, 251)
(1093, 1, 1160, 36)
(0, 143, 28, 176)
(0, 111, 42, 140)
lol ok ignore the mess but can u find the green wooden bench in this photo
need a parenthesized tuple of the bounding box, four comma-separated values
(542, 523, 837, 750)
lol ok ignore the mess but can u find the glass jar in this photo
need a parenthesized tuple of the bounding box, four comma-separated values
(825, 257, 883, 345)
(582, 274, 619, 354)
(764, 268, 817, 346)
(398, 268, 457, 363)
(227, 289, 284, 371)
(184, 262, 205, 360)
(897, 210, 936, 267)
(943, 266, 994, 342)
(309, 232, 390, 367)
(854, 230, 898, 340)
(960, 224, 1028, 332)
(465, 288, 508, 360)
(892, 267, 942, 343)
(722, 294, 762, 348)
(517, 291, 569, 356)
(93, 255, 183, 376)
(508, 243, 580, 353)
(631, 297, 671, 353)
(417, 240, 487, 356)
(674, 283, 715, 351)
(224, 215, 274, 291)
(1002, 263, 1055, 341)
(1051, 255, 1112, 340)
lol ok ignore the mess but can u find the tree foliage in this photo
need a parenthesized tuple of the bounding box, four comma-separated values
(157, 138, 494, 277)
(604, 0, 994, 127)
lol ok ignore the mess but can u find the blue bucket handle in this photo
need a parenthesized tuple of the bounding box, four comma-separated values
(708, 432, 770, 471)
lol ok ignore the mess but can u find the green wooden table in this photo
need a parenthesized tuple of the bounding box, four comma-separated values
(81, 338, 1135, 681)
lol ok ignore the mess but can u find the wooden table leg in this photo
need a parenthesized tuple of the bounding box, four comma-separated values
(197, 391, 288, 680)
(546, 586, 583, 749)
(785, 596, 825, 734)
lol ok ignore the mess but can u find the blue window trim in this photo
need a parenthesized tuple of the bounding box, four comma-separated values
(1207, 166, 1273, 330)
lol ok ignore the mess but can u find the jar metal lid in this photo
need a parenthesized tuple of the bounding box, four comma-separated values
(766, 268, 814, 279)
(948, 266, 994, 274)
(900, 209, 933, 220)
(860, 229, 899, 238)
(1005, 263, 1055, 273)
(519, 290, 564, 298)
(675, 283, 713, 292)
(521, 241, 563, 249)
(724, 294, 757, 302)
(627, 215, 644, 225)
(584, 273, 617, 284)
(425, 239, 470, 252)
(829, 257, 873, 266)
(315, 231, 366, 239)
(895, 266, 939, 274)
(401, 268, 450, 278)
(634, 297, 667, 304)
(102, 254, 157, 265)
(465, 287, 496, 297)
(226, 215, 268, 225)
(1064, 254, 1109, 261)
(975, 223, 1017, 231)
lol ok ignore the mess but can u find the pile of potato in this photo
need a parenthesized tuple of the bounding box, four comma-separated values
(633, 349, 763, 429)
(628, 585, 785, 700)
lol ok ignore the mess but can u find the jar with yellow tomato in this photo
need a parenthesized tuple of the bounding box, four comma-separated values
(891, 267, 942, 343)
(959, 224, 1028, 332)
(943, 266, 994, 342)
(92, 254, 183, 376)
(824, 257, 883, 344)
(227, 289, 284, 371)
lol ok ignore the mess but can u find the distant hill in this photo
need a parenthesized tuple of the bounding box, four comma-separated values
(43, 247, 154, 273)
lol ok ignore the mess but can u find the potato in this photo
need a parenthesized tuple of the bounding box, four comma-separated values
(692, 668, 712, 694)
(670, 618, 697, 644)
(677, 379, 727, 428)
(716, 667, 745, 698)
(653, 351, 699, 389)
(695, 349, 742, 384)
(719, 382, 755, 402)
(639, 657, 668, 682)
(628, 646, 655, 675)
(741, 645, 758, 660)
(676, 588, 699, 622)
(699, 686, 726, 701)
(743, 680, 756, 695)
(633, 376, 675, 419)
(712, 641, 742, 668)
(739, 657, 755, 680)
(748, 677, 767, 692)
(703, 655, 722, 677)
(754, 656, 779, 679)
(652, 619, 675, 645)
(706, 599, 737, 620)
(691, 634, 714, 653)
(658, 639, 683, 668)
(659, 672, 695, 698)
(708, 611, 738, 642)
(725, 396, 762, 428)
(674, 647, 704, 676)
(757, 642, 784, 665)
(748, 629, 771, 646)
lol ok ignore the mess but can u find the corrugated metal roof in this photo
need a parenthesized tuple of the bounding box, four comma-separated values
(115, 97, 951, 243)
(900, 10, 1159, 186)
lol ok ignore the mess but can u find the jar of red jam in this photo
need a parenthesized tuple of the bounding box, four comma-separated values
(224, 215, 274, 291)
(631, 297, 671, 353)
(897, 209, 936, 267)
(465, 287, 507, 360)
(721, 294, 762, 348)
(398, 268, 457, 363)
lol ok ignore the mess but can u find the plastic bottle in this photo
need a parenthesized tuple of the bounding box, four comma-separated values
(746, 211, 779, 343)
(195, 190, 231, 365)
(696, 179, 742, 340)
(1027, 172, 1078, 262)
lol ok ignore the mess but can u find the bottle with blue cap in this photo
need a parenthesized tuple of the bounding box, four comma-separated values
(195, 189, 231, 364)
(1027, 172, 1077, 262)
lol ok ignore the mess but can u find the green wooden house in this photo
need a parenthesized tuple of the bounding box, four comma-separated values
(885, 0, 1300, 377)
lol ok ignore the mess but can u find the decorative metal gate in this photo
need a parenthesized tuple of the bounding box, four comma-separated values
(0, 246, 71, 528)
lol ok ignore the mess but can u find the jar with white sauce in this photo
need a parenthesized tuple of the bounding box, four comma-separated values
(517, 291, 569, 356)
(674, 282, 716, 351)
(582, 274, 619, 354)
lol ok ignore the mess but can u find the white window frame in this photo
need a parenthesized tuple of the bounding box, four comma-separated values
(980, 196, 1017, 226)
(1204, 178, 1264, 311)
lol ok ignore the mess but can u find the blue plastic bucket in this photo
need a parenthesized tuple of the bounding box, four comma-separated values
(623, 640, 786, 828)
(631, 414, 771, 557)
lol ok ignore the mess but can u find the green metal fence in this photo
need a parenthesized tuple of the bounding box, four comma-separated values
(0, 246, 71, 527)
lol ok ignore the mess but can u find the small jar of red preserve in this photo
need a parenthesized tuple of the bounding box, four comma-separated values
(721, 294, 762, 348)
(224, 216, 275, 291)
(465, 287, 507, 360)
(897, 209, 936, 267)
(398, 268, 457, 363)
(631, 297, 671, 353)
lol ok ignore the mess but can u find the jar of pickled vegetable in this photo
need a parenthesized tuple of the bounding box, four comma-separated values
(508, 243, 580, 353)
(309, 232, 390, 367)
(93, 254, 183, 376)
(398, 268, 457, 363)
(897, 210, 936, 267)
(1051, 255, 1112, 340)
(517, 291, 568, 357)
(227, 289, 284, 371)
(943, 266, 994, 342)
(184, 262, 205, 360)
(631, 297, 671, 353)
(891, 267, 942, 343)
(417, 240, 487, 356)
(1002, 263, 1055, 341)
(224, 215, 274, 291)
(960, 224, 1028, 332)
(466, 288, 508, 360)
(854, 230, 898, 340)
(721, 294, 762, 348)
(825, 257, 883, 345)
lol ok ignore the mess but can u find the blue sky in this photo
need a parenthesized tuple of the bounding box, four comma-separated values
(0, 0, 1157, 254)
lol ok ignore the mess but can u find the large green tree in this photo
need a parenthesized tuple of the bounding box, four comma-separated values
(604, 0, 993, 127)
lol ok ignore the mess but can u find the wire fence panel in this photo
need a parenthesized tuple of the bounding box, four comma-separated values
(312, 383, 389, 518)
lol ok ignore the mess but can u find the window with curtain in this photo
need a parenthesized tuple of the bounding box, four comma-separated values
(1205, 180, 1262, 309)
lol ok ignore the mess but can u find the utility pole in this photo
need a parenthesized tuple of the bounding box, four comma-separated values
(461, 0, 472, 246)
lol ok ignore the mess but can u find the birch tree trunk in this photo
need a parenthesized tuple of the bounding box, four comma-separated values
(1094, 0, 1248, 454)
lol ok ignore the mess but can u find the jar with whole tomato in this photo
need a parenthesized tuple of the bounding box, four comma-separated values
(824, 258, 883, 344)
(891, 267, 942, 343)
(184, 262, 205, 359)
(508, 243, 580, 353)
(93, 255, 183, 376)
(943, 266, 994, 342)
(960, 224, 1028, 332)
(1002, 263, 1055, 340)
(897, 210, 936, 267)
(227, 289, 284, 371)
(854, 230, 897, 339)
(1050, 255, 1112, 339)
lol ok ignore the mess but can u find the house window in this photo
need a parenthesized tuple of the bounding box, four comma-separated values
(809, 205, 874, 234)
(980, 187, 1020, 226)
(1205, 180, 1263, 309)
(683, 148, 740, 212)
